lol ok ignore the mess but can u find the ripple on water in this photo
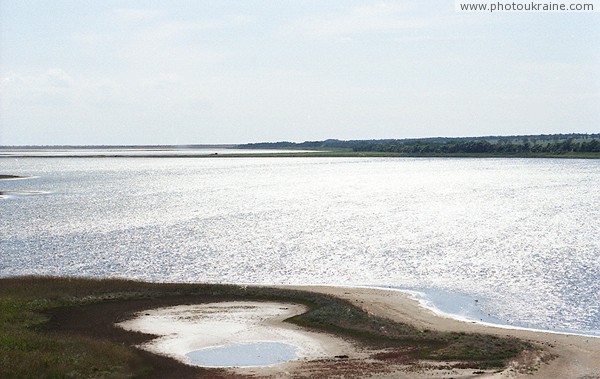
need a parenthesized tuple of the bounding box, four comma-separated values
(1, 157, 599, 335)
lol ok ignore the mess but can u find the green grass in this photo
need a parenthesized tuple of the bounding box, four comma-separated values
(212, 150, 600, 159)
(0, 276, 534, 378)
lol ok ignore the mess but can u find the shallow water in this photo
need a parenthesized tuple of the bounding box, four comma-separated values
(1, 156, 598, 336)
(186, 342, 298, 367)
(0, 147, 312, 157)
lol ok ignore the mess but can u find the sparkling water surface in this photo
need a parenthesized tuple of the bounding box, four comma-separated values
(0, 148, 313, 157)
(1, 156, 598, 336)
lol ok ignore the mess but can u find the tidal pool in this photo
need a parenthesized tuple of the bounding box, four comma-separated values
(185, 341, 298, 367)
(116, 302, 355, 368)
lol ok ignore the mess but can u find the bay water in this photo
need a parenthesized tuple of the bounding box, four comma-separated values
(1, 155, 598, 336)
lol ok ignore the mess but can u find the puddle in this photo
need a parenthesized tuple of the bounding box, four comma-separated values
(185, 341, 298, 367)
(116, 302, 356, 369)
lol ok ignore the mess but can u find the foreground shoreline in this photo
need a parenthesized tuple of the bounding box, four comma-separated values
(120, 284, 600, 378)
(1, 277, 598, 378)
(291, 285, 600, 379)
(364, 285, 598, 340)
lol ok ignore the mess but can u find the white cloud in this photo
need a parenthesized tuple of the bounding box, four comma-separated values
(46, 68, 75, 88)
(101, 12, 255, 73)
(292, 3, 428, 39)
(2, 2, 597, 144)
(2, 70, 74, 94)
(197, 14, 256, 29)
(113, 8, 162, 22)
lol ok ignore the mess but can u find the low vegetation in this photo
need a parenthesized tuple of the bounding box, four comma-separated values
(238, 133, 600, 158)
(0, 276, 533, 378)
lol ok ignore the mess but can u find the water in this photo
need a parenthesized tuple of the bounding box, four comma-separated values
(1, 156, 598, 336)
(185, 342, 298, 367)
(0, 147, 314, 157)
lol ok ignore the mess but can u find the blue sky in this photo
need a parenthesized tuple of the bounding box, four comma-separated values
(1, 1, 598, 145)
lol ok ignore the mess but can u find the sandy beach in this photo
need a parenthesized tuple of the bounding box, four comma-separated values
(114, 285, 600, 378)
(117, 296, 492, 378)
(287, 286, 600, 379)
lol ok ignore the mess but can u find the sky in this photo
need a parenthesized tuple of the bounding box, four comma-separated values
(1, 1, 599, 145)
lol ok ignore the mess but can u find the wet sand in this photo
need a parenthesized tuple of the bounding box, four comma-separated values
(117, 301, 359, 370)
(46, 283, 600, 378)
(290, 286, 600, 379)
(117, 298, 490, 378)
(114, 286, 600, 378)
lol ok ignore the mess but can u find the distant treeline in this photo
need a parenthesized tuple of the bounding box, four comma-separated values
(354, 138, 600, 154)
(238, 133, 600, 154)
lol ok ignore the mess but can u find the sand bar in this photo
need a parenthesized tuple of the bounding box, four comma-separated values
(112, 286, 600, 378)
(117, 299, 498, 378)
(287, 285, 600, 379)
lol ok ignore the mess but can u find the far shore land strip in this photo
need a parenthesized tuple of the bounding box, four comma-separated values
(1, 277, 599, 378)
(1, 151, 599, 159)
(1, 133, 599, 159)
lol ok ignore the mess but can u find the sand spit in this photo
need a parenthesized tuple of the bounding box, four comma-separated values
(113, 287, 600, 378)
(115, 297, 529, 378)
(288, 286, 600, 379)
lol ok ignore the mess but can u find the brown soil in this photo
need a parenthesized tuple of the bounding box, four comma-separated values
(43, 296, 252, 379)
(42, 286, 598, 378)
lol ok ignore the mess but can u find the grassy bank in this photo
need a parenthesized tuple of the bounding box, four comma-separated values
(207, 150, 600, 159)
(0, 276, 534, 378)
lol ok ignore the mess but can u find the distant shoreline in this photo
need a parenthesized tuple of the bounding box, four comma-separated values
(2, 133, 599, 159)
(1, 151, 598, 159)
